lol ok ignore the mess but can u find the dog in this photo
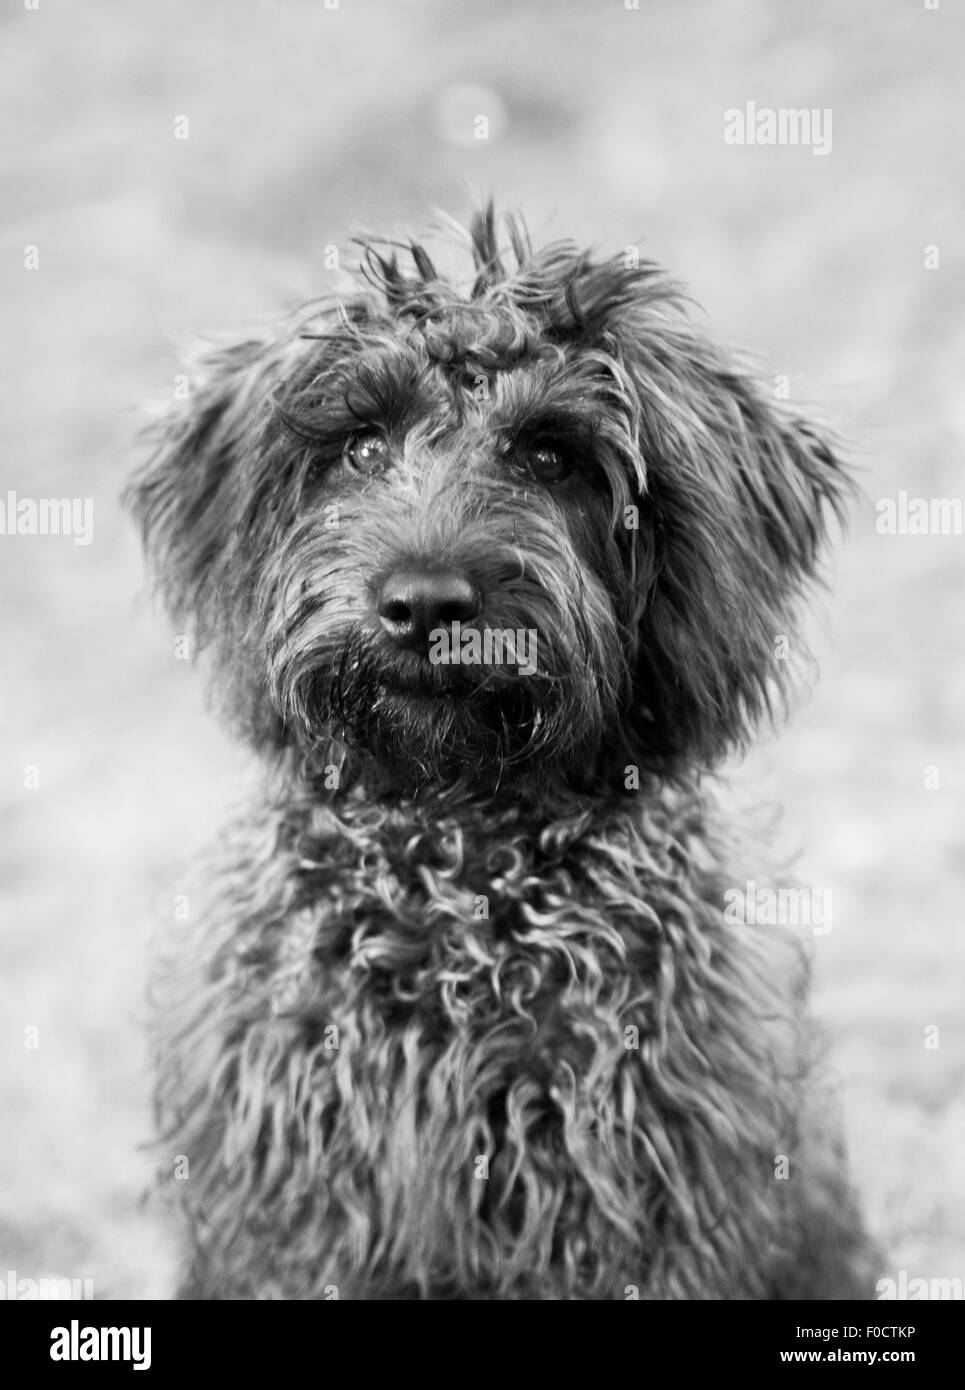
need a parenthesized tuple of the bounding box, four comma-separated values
(127, 205, 877, 1299)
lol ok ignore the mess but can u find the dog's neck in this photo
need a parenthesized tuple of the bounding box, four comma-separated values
(262, 743, 709, 875)
(274, 732, 684, 814)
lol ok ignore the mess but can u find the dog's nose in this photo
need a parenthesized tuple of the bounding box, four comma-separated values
(377, 568, 482, 652)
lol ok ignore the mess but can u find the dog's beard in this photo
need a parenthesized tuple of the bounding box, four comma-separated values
(278, 627, 599, 793)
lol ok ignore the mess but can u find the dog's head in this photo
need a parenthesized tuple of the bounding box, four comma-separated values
(126, 206, 849, 794)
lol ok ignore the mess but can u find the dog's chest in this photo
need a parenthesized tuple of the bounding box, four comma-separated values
(237, 800, 699, 1093)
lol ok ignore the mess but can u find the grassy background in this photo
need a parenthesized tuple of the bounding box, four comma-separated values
(1, 0, 962, 1297)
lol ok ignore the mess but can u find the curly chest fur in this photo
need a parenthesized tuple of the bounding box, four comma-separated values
(159, 784, 805, 1300)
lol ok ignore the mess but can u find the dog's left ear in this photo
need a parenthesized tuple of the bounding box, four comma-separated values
(596, 289, 852, 768)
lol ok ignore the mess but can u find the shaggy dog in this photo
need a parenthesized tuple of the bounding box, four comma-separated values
(127, 206, 876, 1300)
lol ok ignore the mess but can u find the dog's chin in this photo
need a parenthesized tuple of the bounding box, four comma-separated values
(344, 684, 542, 794)
(303, 647, 587, 796)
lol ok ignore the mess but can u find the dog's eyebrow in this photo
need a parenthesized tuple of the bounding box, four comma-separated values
(345, 356, 432, 434)
(506, 406, 597, 439)
(487, 401, 604, 460)
(272, 348, 437, 446)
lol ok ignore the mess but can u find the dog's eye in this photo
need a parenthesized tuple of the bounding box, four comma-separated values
(524, 442, 570, 483)
(343, 431, 390, 475)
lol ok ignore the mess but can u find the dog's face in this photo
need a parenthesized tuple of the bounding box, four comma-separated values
(127, 208, 849, 794)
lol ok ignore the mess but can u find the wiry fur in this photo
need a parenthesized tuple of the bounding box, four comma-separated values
(128, 205, 876, 1299)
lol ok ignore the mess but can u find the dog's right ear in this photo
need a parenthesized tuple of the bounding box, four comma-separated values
(125, 333, 296, 650)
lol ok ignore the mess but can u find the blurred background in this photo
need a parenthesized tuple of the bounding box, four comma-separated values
(1, 0, 962, 1298)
